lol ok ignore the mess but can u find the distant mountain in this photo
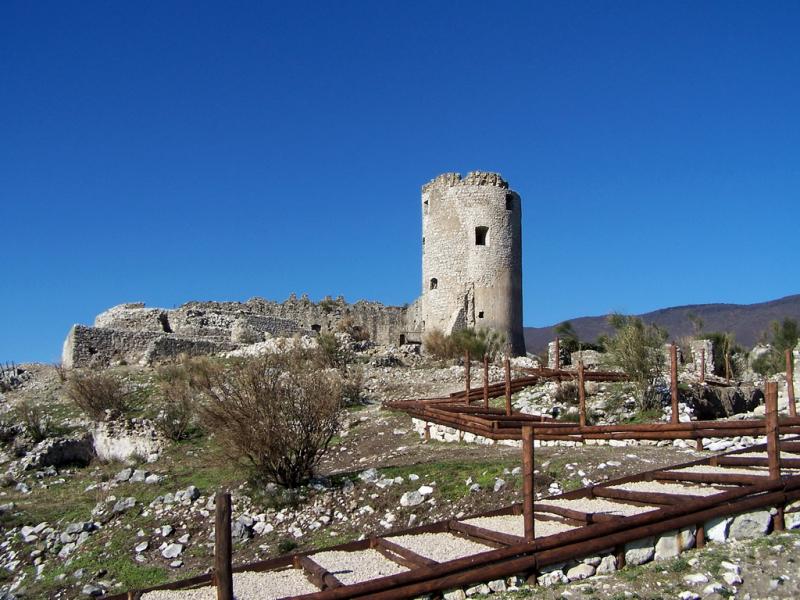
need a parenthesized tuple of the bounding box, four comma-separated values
(524, 294, 800, 354)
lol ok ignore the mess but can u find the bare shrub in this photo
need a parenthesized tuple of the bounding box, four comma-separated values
(317, 333, 353, 371)
(335, 316, 370, 342)
(0, 413, 19, 446)
(66, 370, 136, 420)
(554, 381, 579, 405)
(155, 379, 197, 441)
(15, 400, 57, 443)
(197, 352, 343, 488)
(54, 362, 68, 383)
(341, 365, 363, 405)
(153, 358, 215, 441)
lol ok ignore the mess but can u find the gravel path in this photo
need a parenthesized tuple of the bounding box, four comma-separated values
(388, 532, 491, 562)
(310, 549, 408, 585)
(140, 569, 319, 600)
(540, 497, 657, 516)
(733, 451, 800, 458)
(461, 514, 576, 538)
(609, 480, 731, 496)
(667, 465, 800, 476)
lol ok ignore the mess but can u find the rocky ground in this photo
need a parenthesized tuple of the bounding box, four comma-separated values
(0, 349, 797, 599)
(493, 529, 800, 600)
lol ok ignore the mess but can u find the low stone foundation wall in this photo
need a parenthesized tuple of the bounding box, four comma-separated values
(437, 505, 799, 598)
(411, 419, 769, 451)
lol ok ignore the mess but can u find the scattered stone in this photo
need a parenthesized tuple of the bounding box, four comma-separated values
(112, 496, 136, 514)
(729, 511, 771, 539)
(400, 491, 424, 507)
(161, 543, 183, 559)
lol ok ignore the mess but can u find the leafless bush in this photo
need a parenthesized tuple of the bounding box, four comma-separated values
(0, 413, 19, 446)
(54, 362, 68, 383)
(66, 370, 136, 420)
(336, 316, 371, 342)
(15, 400, 57, 443)
(554, 381, 579, 405)
(197, 352, 343, 488)
(341, 365, 364, 405)
(153, 358, 212, 441)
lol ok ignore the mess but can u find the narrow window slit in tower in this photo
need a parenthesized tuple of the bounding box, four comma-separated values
(505, 193, 514, 210)
(475, 226, 488, 246)
(423, 199, 429, 214)
(430, 278, 438, 290)
(478, 311, 484, 319)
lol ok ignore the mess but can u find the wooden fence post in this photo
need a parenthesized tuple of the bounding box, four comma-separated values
(215, 491, 233, 600)
(483, 354, 490, 409)
(787, 349, 797, 418)
(766, 382, 781, 481)
(670, 344, 679, 424)
(522, 426, 535, 542)
(578, 360, 586, 428)
(504, 358, 512, 417)
(464, 350, 471, 404)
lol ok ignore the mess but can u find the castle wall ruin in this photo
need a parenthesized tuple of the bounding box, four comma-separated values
(62, 171, 527, 367)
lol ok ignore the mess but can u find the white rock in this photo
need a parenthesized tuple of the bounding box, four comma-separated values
(702, 583, 724, 595)
(161, 543, 183, 559)
(625, 536, 655, 566)
(705, 516, 732, 543)
(654, 528, 695, 560)
(723, 571, 742, 586)
(418, 485, 434, 496)
(566, 563, 595, 581)
(596, 555, 616, 574)
(684, 573, 709, 585)
(400, 491, 424, 507)
(537, 568, 567, 587)
(729, 511, 771, 539)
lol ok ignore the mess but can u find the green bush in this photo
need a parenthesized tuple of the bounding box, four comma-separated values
(424, 327, 507, 361)
(752, 319, 799, 376)
(605, 313, 667, 412)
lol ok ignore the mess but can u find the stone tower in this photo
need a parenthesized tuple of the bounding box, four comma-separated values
(415, 171, 525, 355)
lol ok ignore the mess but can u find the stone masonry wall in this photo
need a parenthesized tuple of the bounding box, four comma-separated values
(63, 295, 410, 368)
(420, 172, 524, 354)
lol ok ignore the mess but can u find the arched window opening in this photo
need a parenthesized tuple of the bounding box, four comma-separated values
(505, 193, 514, 210)
(478, 311, 484, 319)
(430, 278, 438, 290)
(311, 324, 321, 333)
(475, 226, 489, 246)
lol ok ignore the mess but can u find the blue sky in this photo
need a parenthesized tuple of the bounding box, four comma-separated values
(2, 1, 799, 363)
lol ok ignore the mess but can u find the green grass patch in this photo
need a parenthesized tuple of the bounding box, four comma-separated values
(381, 458, 518, 501)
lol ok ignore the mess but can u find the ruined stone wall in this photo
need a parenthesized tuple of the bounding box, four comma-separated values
(61, 324, 237, 369)
(419, 171, 524, 354)
(690, 339, 715, 376)
(63, 295, 411, 368)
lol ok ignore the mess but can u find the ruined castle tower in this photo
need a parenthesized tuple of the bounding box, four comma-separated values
(415, 171, 525, 355)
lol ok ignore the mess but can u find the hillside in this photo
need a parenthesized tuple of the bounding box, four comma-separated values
(524, 294, 800, 353)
